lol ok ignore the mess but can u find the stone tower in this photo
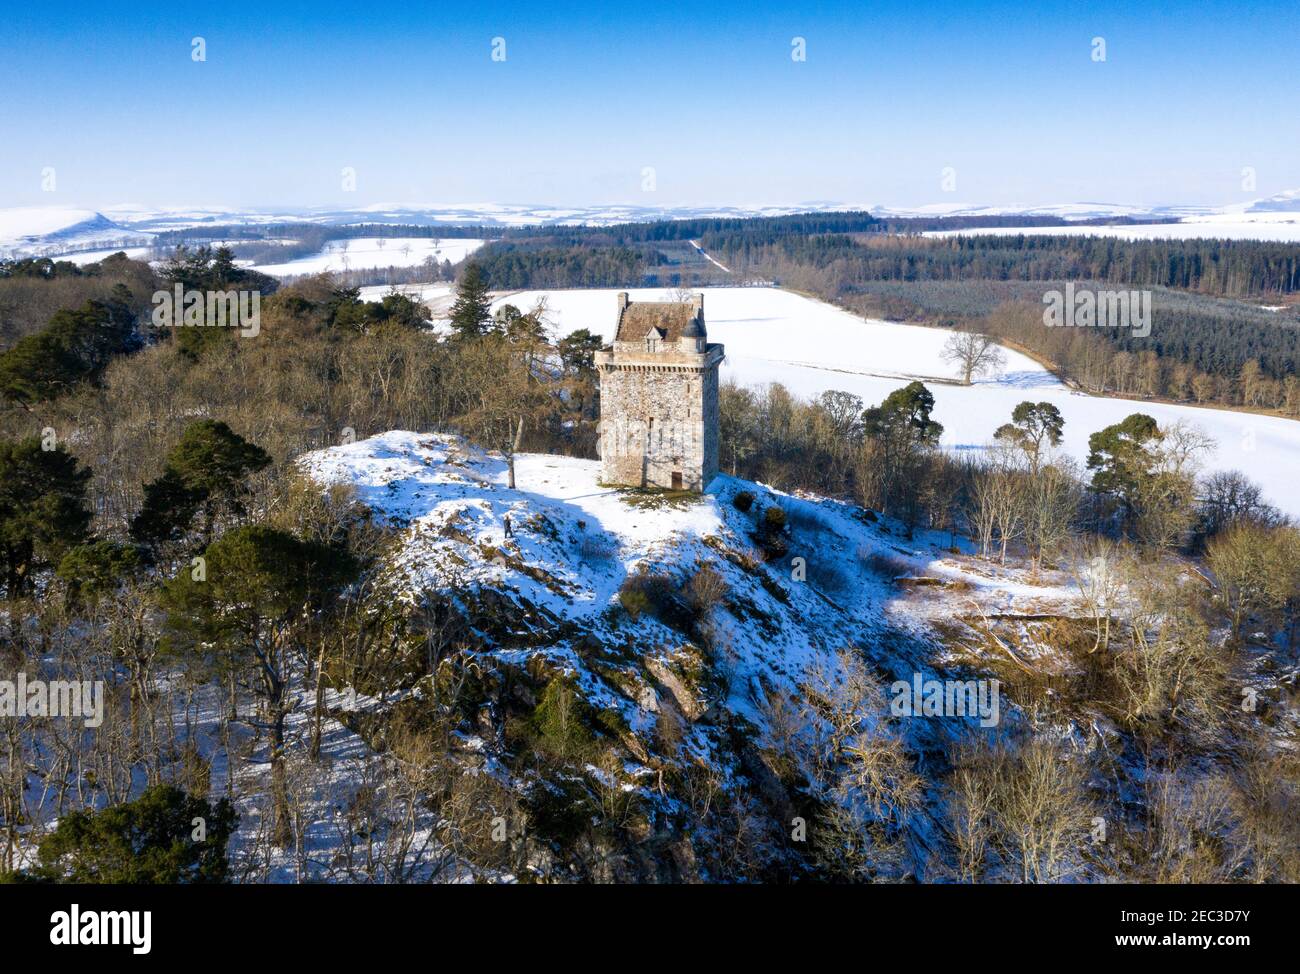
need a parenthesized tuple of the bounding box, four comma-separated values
(595, 292, 724, 492)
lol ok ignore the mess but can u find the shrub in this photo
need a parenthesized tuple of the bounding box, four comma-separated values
(687, 563, 730, 615)
(618, 571, 692, 630)
(578, 533, 619, 563)
(532, 676, 599, 761)
(619, 581, 653, 620)
(733, 490, 755, 513)
(755, 505, 789, 559)
(861, 547, 912, 580)
(23, 785, 237, 883)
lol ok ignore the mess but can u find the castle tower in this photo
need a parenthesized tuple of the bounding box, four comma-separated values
(595, 292, 724, 492)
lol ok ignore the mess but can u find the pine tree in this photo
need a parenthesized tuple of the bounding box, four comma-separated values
(994, 401, 1065, 474)
(0, 437, 92, 599)
(23, 785, 237, 883)
(131, 420, 270, 550)
(448, 262, 493, 340)
(0, 300, 135, 406)
(160, 526, 355, 845)
(1086, 413, 1162, 520)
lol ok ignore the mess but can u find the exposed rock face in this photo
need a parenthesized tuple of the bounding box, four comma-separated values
(645, 657, 707, 722)
(596, 292, 723, 492)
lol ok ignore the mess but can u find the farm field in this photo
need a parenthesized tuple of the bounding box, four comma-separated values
(252, 237, 485, 276)
(464, 286, 1300, 517)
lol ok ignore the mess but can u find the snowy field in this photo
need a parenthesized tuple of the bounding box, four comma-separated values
(252, 237, 485, 276)
(0, 206, 154, 257)
(357, 283, 456, 316)
(61, 246, 153, 265)
(470, 286, 1300, 518)
(924, 212, 1300, 242)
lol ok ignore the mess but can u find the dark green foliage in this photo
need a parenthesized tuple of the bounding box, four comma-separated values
(556, 328, 604, 374)
(160, 246, 275, 360)
(56, 540, 141, 602)
(0, 257, 89, 279)
(447, 262, 493, 339)
(0, 437, 92, 598)
(468, 244, 651, 290)
(861, 381, 944, 448)
(860, 382, 944, 527)
(530, 675, 600, 760)
(757, 504, 789, 558)
(1086, 413, 1162, 509)
(730, 232, 1300, 297)
(994, 401, 1065, 471)
(23, 785, 237, 884)
(160, 245, 274, 294)
(131, 420, 270, 548)
(131, 469, 202, 548)
(160, 524, 355, 845)
(732, 490, 755, 513)
(327, 287, 431, 332)
(160, 525, 357, 664)
(0, 299, 137, 405)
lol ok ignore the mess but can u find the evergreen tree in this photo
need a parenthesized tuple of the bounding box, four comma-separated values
(131, 420, 270, 550)
(0, 437, 92, 599)
(1086, 413, 1162, 516)
(0, 299, 136, 406)
(448, 262, 493, 340)
(862, 381, 944, 448)
(23, 785, 237, 884)
(860, 382, 944, 525)
(56, 539, 142, 604)
(160, 526, 356, 845)
(994, 401, 1065, 474)
(557, 328, 604, 375)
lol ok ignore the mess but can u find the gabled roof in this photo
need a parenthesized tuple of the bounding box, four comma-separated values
(614, 296, 705, 343)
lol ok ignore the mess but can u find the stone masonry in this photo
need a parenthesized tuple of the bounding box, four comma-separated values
(595, 292, 724, 492)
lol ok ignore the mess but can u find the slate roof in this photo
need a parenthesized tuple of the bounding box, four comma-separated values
(614, 297, 706, 343)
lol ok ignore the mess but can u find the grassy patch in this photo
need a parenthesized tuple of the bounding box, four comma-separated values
(619, 487, 699, 511)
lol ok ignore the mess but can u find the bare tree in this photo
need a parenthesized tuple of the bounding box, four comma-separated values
(942, 331, 1007, 385)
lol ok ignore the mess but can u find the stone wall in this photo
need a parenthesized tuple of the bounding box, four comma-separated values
(597, 345, 722, 491)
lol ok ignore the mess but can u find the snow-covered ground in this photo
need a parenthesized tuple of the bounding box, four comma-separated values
(0, 207, 154, 258)
(457, 286, 1300, 518)
(357, 283, 456, 316)
(291, 429, 1080, 879)
(300, 431, 1063, 723)
(924, 211, 1300, 242)
(252, 237, 485, 277)
(60, 246, 154, 265)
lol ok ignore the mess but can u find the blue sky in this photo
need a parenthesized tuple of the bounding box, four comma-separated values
(1, 0, 1296, 210)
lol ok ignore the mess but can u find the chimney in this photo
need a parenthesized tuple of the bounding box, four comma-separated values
(692, 292, 704, 311)
(617, 292, 629, 311)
